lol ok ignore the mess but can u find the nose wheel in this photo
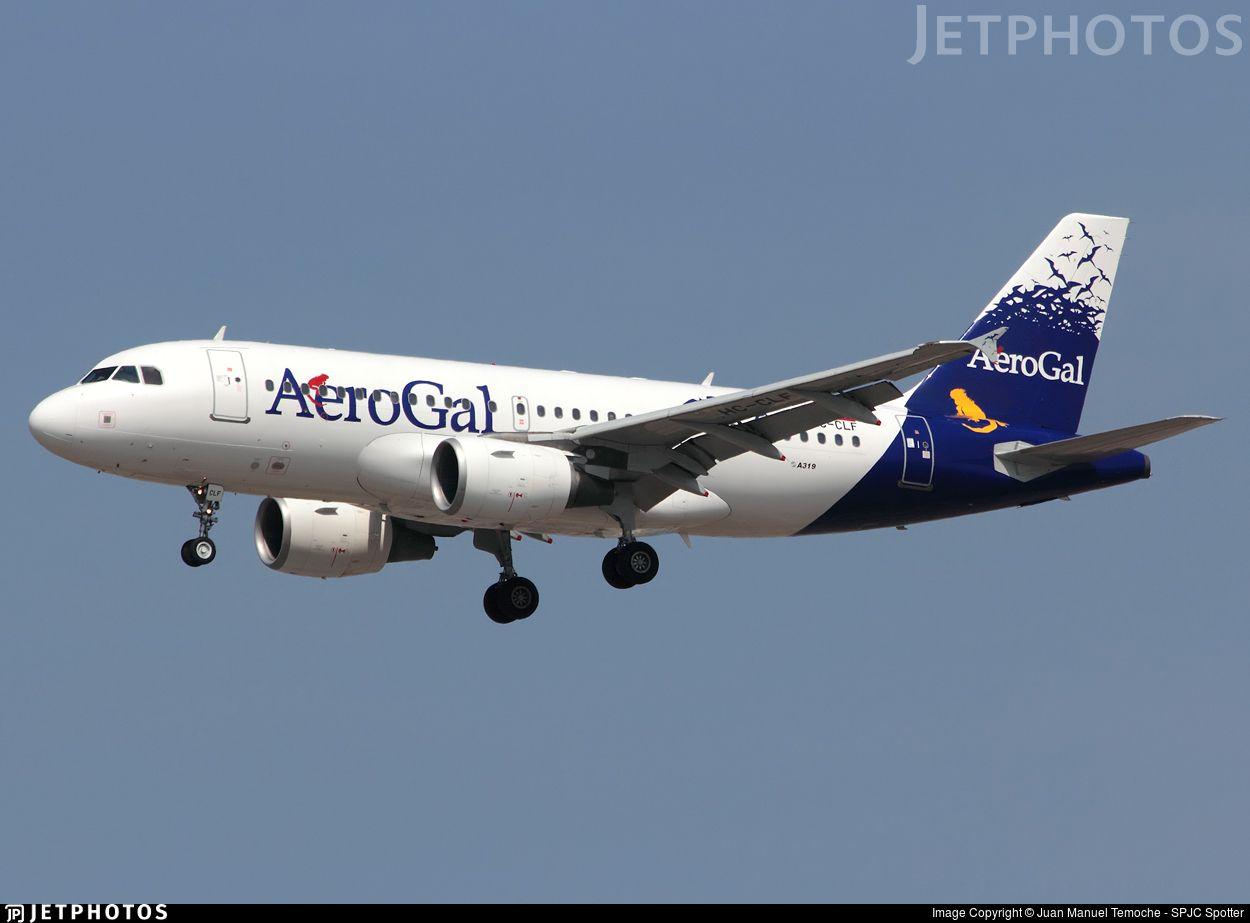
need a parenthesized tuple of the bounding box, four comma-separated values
(182, 481, 224, 568)
(181, 537, 217, 567)
(602, 540, 660, 589)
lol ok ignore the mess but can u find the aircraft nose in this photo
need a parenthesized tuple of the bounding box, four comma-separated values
(29, 391, 76, 450)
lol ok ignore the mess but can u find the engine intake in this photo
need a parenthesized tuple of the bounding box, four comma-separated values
(254, 497, 435, 578)
(430, 436, 612, 524)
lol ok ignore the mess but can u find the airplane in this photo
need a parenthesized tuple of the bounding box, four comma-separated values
(28, 213, 1219, 624)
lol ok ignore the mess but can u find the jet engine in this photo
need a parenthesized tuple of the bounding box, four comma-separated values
(430, 436, 613, 524)
(356, 433, 437, 507)
(254, 496, 435, 578)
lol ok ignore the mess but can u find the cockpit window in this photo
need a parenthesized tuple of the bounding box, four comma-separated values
(81, 366, 117, 384)
(141, 366, 163, 385)
(113, 365, 140, 383)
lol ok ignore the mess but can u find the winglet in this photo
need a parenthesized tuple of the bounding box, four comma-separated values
(701, 372, 715, 387)
(213, 325, 228, 342)
(968, 326, 1007, 361)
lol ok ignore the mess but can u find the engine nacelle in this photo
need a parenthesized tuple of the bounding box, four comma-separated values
(254, 497, 435, 578)
(357, 433, 437, 506)
(430, 436, 613, 525)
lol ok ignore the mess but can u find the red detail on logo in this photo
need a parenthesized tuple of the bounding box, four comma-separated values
(307, 373, 330, 406)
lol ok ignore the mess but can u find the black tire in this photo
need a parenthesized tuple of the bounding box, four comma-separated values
(181, 537, 215, 567)
(483, 584, 514, 624)
(615, 541, 659, 585)
(496, 576, 540, 620)
(602, 548, 635, 589)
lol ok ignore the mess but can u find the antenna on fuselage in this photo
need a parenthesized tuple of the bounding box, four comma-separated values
(212, 325, 227, 342)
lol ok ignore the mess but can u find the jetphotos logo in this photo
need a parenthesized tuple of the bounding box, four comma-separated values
(966, 347, 1086, 385)
(908, 5, 1244, 64)
(4, 908, 166, 922)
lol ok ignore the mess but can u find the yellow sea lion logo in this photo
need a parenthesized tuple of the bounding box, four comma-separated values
(949, 388, 1006, 433)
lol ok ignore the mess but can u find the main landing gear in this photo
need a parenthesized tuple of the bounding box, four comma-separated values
(602, 540, 660, 589)
(474, 529, 540, 624)
(181, 482, 224, 568)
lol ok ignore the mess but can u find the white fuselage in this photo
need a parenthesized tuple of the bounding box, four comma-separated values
(30, 339, 901, 538)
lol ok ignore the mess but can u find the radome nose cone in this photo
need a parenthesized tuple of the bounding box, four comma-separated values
(29, 393, 76, 450)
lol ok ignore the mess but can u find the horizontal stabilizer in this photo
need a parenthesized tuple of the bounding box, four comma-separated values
(994, 415, 1220, 481)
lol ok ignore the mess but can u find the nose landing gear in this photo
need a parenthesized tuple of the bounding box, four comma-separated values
(181, 482, 224, 568)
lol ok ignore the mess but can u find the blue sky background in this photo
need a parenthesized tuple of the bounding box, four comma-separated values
(2, 1, 1246, 902)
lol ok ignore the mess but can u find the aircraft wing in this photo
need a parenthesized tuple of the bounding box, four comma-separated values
(529, 334, 1000, 508)
(554, 338, 991, 448)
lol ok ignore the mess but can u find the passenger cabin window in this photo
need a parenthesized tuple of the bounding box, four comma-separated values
(141, 366, 164, 385)
(607, 412, 616, 421)
(572, 408, 581, 421)
(265, 379, 274, 392)
(554, 407, 563, 419)
(590, 410, 599, 422)
(835, 434, 844, 446)
(817, 433, 826, 444)
(113, 366, 140, 383)
(536, 405, 546, 417)
(852, 435, 861, 447)
(81, 366, 117, 384)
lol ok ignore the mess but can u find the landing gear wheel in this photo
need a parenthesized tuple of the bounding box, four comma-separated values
(181, 537, 216, 567)
(483, 577, 539, 623)
(483, 584, 513, 624)
(602, 548, 635, 589)
(499, 576, 539, 620)
(615, 541, 659, 585)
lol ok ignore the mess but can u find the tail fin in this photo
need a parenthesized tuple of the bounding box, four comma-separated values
(910, 213, 1129, 434)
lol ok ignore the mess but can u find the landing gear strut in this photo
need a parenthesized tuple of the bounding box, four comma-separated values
(600, 506, 660, 589)
(474, 529, 539, 624)
(181, 481, 223, 567)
